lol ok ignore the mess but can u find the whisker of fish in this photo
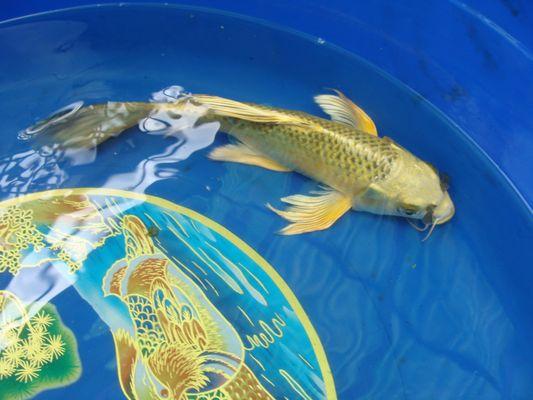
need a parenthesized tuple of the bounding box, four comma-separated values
(407, 218, 429, 232)
(422, 219, 439, 241)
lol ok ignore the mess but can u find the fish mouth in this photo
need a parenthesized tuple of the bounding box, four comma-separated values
(409, 192, 454, 241)
(435, 205, 454, 224)
(433, 192, 455, 225)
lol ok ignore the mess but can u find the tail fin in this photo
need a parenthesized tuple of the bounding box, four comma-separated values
(24, 101, 156, 150)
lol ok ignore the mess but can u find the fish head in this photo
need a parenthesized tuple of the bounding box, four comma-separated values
(391, 156, 455, 226)
(362, 153, 454, 228)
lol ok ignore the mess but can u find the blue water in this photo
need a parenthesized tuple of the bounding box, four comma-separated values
(0, 4, 532, 399)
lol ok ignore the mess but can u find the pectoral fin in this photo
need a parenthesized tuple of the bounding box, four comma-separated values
(208, 142, 291, 172)
(314, 90, 378, 136)
(267, 189, 352, 234)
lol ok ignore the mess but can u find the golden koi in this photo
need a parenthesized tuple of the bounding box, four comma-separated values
(28, 90, 454, 237)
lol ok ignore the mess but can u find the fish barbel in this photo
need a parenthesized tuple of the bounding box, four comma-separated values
(29, 90, 454, 236)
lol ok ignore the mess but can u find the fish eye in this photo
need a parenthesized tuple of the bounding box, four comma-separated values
(398, 205, 417, 216)
(160, 389, 169, 398)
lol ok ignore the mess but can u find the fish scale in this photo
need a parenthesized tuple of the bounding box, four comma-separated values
(213, 111, 399, 195)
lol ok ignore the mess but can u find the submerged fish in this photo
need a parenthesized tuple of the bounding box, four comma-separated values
(29, 90, 454, 237)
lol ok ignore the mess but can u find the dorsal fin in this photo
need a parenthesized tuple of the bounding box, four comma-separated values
(193, 95, 291, 123)
(314, 90, 378, 136)
(192, 94, 314, 128)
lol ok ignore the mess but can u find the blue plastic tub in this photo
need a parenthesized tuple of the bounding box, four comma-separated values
(0, 2, 531, 399)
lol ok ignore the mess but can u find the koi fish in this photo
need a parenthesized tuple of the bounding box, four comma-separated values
(29, 90, 454, 237)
